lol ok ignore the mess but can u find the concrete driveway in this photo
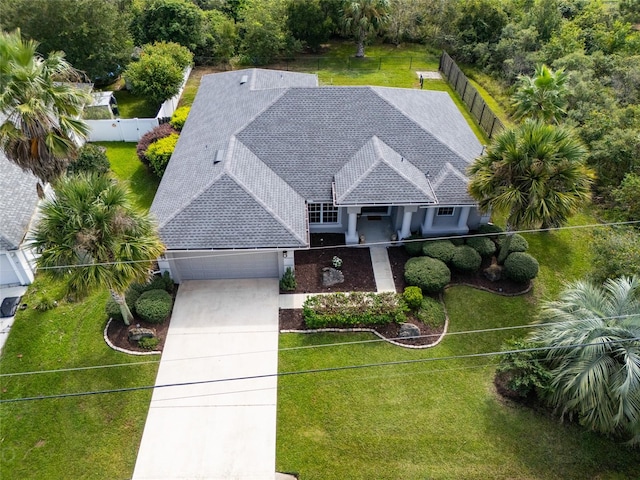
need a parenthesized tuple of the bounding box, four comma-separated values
(132, 279, 280, 480)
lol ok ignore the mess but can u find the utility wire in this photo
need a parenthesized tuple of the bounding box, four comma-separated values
(2, 337, 639, 404)
(33, 219, 640, 270)
(2, 313, 637, 378)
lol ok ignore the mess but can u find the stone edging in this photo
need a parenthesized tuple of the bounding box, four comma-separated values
(281, 294, 450, 350)
(103, 318, 161, 356)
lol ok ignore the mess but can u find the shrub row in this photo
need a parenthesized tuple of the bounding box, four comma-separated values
(146, 132, 179, 177)
(303, 292, 406, 328)
(404, 257, 451, 293)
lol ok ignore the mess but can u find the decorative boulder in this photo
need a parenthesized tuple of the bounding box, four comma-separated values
(399, 323, 421, 338)
(128, 327, 156, 342)
(483, 263, 503, 282)
(322, 267, 344, 286)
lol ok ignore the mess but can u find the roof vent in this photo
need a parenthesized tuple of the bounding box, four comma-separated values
(213, 149, 225, 165)
(240, 75, 248, 85)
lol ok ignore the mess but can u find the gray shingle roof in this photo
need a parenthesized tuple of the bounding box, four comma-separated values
(334, 136, 436, 205)
(0, 151, 39, 250)
(151, 69, 482, 250)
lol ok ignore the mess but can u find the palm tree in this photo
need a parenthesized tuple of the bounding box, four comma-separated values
(512, 64, 568, 124)
(531, 276, 640, 444)
(342, 0, 390, 58)
(468, 119, 592, 261)
(31, 174, 165, 325)
(0, 29, 90, 196)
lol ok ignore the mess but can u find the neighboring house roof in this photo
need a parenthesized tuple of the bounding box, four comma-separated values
(151, 68, 483, 250)
(0, 150, 39, 250)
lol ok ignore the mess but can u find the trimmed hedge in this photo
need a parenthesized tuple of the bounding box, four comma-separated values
(403, 286, 423, 310)
(404, 235, 425, 256)
(478, 223, 504, 236)
(404, 257, 451, 293)
(170, 106, 190, 131)
(136, 123, 177, 165)
(416, 297, 446, 328)
(135, 289, 173, 323)
(146, 133, 179, 177)
(450, 236, 465, 246)
(422, 240, 456, 263)
(303, 292, 406, 328)
(503, 252, 539, 283)
(466, 236, 496, 257)
(451, 245, 482, 272)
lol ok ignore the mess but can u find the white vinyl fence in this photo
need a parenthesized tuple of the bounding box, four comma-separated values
(86, 66, 192, 142)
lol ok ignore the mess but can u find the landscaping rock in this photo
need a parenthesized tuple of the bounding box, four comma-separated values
(398, 322, 421, 338)
(483, 263, 503, 282)
(322, 267, 344, 286)
(128, 327, 156, 342)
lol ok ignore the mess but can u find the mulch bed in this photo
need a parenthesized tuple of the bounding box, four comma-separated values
(279, 308, 445, 347)
(284, 234, 376, 293)
(106, 316, 171, 353)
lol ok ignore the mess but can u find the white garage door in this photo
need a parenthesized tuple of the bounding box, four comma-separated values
(170, 251, 279, 282)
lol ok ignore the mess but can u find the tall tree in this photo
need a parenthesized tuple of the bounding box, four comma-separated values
(512, 64, 569, 124)
(286, 0, 333, 52)
(0, 29, 90, 196)
(1, 0, 132, 81)
(531, 276, 640, 444)
(31, 174, 165, 325)
(468, 119, 592, 260)
(130, 0, 205, 52)
(341, 0, 390, 57)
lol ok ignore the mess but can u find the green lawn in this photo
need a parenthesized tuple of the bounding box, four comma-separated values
(277, 211, 640, 478)
(112, 90, 160, 119)
(97, 142, 160, 210)
(0, 275, 159, 480)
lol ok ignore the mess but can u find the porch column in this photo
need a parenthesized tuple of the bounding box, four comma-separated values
(345, 206, 361, 245)
(457, 206, 471, 231)
(421, 206, 436, 234)
(398, 205, 418, 240)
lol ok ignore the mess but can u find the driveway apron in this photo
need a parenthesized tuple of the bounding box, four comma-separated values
(132, 279, 280, 480)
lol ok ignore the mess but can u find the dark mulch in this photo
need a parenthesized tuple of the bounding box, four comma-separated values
(284, 234, 376, 294)
(279, 308, 444, 347)
(106, 315, 171, 353)
(387, 246, 530, 295)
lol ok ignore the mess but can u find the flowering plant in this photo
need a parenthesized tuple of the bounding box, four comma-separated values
(332, 256, 343, 269)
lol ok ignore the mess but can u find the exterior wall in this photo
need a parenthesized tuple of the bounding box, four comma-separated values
(0, 249, 35, 288)
(308, 207, 348, 234)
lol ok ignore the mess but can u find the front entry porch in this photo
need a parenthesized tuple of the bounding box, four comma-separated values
(356, 216, 396, 245)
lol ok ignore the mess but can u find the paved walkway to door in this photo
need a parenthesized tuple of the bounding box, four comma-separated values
(132, 279, 280, 480)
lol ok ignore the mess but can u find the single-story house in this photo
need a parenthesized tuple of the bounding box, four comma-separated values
(150, 68, 489, 283)
(0, 150, 39, 291)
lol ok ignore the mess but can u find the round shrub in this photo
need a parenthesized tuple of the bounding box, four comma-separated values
(451, 245, 482, 272)
(422, 240, 456, 263)
(146, 133, 179, 177)
(403, 286, 423, 310)
(105, 297, 123, 321)
(136, 123, 177, 165)
(403, 235, 425, 256)
(478, 223, 505, 236)
(416, 297, 446, 328)
(170, 106, 190, 131)
(404, 257, 451, 293)
(466, 236, 497, 257)
(504, 252, 539, 283)
(134, 289, 173, 323)
(496, 233, 529, 252)
(67, 144, 110, 176)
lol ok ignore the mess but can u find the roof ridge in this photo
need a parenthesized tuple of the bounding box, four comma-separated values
(370, 86, 477, 165)
(432, 162, 469, 188)
(334, 136, 383, 203)
(225, 139, 308, 246)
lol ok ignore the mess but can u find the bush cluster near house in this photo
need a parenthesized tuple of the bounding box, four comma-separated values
(66, 144, 111, 176)
(136, 123, 179, 178)
(146, 133, 180, 177)
(404, 256, 451, 293)
(105, 272, 174, 323)
(170, 106, 191, 131)
(303, 292, 406, 328)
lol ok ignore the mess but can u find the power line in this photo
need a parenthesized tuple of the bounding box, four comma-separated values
(2, 337, 638, 404)
(33, 219, 640, 270)
(2, 313, 637, 378)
